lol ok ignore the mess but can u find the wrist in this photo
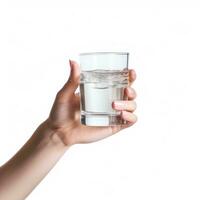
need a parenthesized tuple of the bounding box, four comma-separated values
(42, 119, 74, 148)
(38, 120, 71, 151)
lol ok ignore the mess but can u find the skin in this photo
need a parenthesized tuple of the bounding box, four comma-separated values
(0, 60, 137, 200)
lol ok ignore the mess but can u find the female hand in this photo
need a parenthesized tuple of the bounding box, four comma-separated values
(46, 60, 137, 146)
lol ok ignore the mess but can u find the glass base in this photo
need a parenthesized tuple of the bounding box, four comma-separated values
(81, 113, 124, 126)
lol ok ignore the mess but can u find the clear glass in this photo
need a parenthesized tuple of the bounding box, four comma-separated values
(79, 52, 129, 126)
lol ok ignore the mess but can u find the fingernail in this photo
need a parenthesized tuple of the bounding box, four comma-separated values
(132, 114, 138, 122)
(70, 59, 76, 64)
(69, 59, 72, 67)
(113, 101, 124, 109)
(133, 101, 137, 109)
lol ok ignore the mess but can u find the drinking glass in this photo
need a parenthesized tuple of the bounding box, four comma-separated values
(79, 52, 129, 126)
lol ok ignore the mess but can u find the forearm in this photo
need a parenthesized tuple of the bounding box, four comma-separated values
(0, 120, 68, 200)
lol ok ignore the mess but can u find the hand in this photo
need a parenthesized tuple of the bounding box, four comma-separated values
(46, 60, 137, 146)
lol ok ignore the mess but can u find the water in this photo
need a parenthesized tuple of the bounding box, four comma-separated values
(80, 69, 129, 126)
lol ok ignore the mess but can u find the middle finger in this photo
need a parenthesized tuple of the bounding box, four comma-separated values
(112, 100, 137, 112)
(124, 87, 137, 101)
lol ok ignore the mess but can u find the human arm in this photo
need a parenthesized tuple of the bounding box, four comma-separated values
(0, 60, 137, 200)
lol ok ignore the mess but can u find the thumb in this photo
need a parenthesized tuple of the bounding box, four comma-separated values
(59, 60, 80, 98)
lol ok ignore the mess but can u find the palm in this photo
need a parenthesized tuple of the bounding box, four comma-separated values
(49, 93, 116, 144)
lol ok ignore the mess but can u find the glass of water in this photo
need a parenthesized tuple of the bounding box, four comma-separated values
(79, 52, 129, 126)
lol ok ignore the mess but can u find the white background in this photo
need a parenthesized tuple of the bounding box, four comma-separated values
(0, 1, 200, 200)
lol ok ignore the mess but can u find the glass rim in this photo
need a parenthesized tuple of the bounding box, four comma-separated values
(79, 52, 129, 56)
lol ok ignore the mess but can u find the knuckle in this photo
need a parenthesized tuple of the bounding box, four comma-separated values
(56, 90, 63, 99)
(56, 90, 68, 102)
